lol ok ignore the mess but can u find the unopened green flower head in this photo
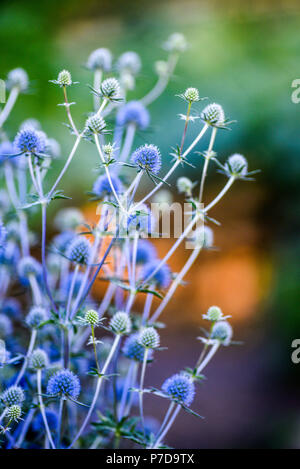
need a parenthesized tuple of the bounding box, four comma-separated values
(191, 226, 214, 249)
(110, 311, 131, 335)
(164, 32, 188, 53)
(139, 327, 160, 349)
(184, 87, 199, 103)
(225, 154, 248, 177)
(176, 176, 193, 196)
(6, 404, 22, 422)
(84, 309, 99, 327)
(201, 103, 225, 127)
(101, 78, 121, 100)
(57, 70, 72, 86)
(204, 306, 223, 322)
(29, 349, 48, 370)
(102, 143, 115, 159)
(85, 114, 106, 134)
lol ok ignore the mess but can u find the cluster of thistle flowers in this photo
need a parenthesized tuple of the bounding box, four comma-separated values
(0, 32, 258, 449)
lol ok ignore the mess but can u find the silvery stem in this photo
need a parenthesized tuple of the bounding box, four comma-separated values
(37, 369, 56, 449)
(0, 87, 19, 128)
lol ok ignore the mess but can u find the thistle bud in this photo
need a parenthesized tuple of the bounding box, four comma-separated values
(57, 70, 72, 86)
(225, 154, 248, 177)
(84, 309, 99, 327)
(110, 312, 131, 335)
(184, 87, 199, 103)
(101, 78, 121, 100)
(139, 327, 160, 349)
(201, 103, 225, 127)
(6, 404, 22, 422)
(211, 321, 233, 346)
(7, 68, 28, 92)
(85, 114, 106, 134)
(176, 177, 193, 196)
(164, 33, 188, 53)
(29, 349, 48, 370)
(204, 305, 223, 322)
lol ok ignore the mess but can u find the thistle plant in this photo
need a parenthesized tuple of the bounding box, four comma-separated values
(0, 32, 259, 449)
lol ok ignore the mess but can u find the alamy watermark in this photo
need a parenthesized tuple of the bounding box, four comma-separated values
(96, 199, 206, 249)
(291, 79, 300, 103)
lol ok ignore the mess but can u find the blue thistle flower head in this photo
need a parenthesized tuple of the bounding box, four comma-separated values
(66, 236, 91, 265)
(32, 410, 58, 432)
(17, 256, 42, 285)
(26, 306, 48, 329)
(86, 48, 112, 72)
(1, 385, 25, 407)
(0, 241, 20, 267)
(0, 314, 13, 337)
(162, 373, 195, 407)
(141, 260, 171, 289)
(7, 68, 29, 91)
(92, 174, 123, 198)
(46, 369, 80, 400)
(131, 144, 161, 174)
(116, 101, 150, 130)
(52, 231, 76, 254)
(122, 333, 153, 362)
(131, 239, 158, 265)
(1, 298, 21, 319)
(117, 51, 141, 75)
(14, 128, 46, 155)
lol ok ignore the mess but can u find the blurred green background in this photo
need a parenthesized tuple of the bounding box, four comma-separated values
(1, 0, 300, 448)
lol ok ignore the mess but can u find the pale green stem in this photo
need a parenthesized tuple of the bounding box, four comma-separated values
(141, 53, 178, 107)
(0, 87, 19, 128)
(37, 369, 56, 449)
(48, 135, 81, 200)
